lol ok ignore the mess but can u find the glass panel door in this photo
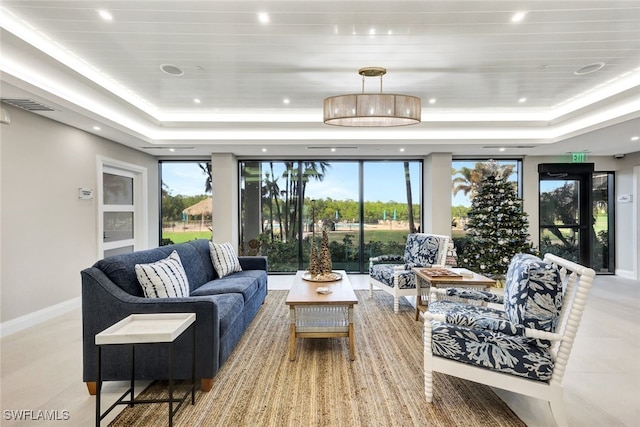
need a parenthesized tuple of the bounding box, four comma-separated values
(592, 173, 615, 273)
(101, 167, 136, 258)
(160, 161, 212, 245)
(539, 179, 581, 262)
(303, 162, 360, 272)
(239, 159, 422, 273)
(363, 161, 421, 261)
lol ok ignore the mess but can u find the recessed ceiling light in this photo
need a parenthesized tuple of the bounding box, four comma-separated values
(511, 11, 527, 22)
(499, 147, 506, 152)
(193, 98, 201, 104)
(331, 148, 336, 152)
(261, 148, 267, 152)
(258, 12, 270, 24)
(169, 148, 176, 152)
(387, 30, 393, 35)
(92, 126, 101, 131)
(574, 62, 605, 75)
(97, 10, 113, 21)
(429, 98, 436, 104)
(631, 136, 639, 141)
(518, 97, 527, 103)
(369, 28, 376, 35)
(399, 148, 405, 152)
(283, 98, 290, 104)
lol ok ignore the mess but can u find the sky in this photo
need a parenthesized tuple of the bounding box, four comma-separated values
(161, 161, 424, 203)
(160, 160, 520, 206)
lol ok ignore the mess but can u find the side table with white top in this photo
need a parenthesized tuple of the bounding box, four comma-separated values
(94, 313, 196, 426)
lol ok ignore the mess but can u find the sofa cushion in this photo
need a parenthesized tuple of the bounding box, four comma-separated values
(190, 270, 264, 302)
(158, 242, 209, 292)
(94, 248, 168, 297)
(209, 242, 242, 278)
(135, 250, 190, 298)
(185, 239, 218, 281)
(430, 320, 555, 381)
(503, 254, 563, 333)
(213, 293, 245, 337)
(369, 264, 415, 289)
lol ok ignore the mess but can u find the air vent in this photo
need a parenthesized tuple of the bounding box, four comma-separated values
(306, 146, 359, 150)
(1, 98, 55, 111)
(141, 146, 195, 151)
(160, 64, 184, 76)
(482, 145, 536, 149)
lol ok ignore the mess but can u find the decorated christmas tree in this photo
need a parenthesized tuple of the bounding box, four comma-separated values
(319, 230, 333, 273)
(461, 170, 536, 279)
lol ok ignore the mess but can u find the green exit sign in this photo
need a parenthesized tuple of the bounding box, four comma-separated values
(571, 152, 587, 163)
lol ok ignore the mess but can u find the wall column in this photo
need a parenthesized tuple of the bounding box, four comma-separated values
(423, 153, 452, 235)
(211, 153, 239, 249)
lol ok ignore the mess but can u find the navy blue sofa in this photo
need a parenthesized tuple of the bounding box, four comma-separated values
(81, 239, 268, 394)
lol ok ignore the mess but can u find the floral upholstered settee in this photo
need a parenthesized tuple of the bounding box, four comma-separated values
(369, 233, 449, 313)
(427, 253, 563, 380)
(424, 252, 595, 427)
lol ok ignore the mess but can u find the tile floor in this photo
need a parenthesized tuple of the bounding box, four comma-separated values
(1, 274, 638, 426)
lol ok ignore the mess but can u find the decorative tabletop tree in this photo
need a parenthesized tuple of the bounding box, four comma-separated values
(318, 229, 333, 274)
(307, 229, 334, 279)
(461, 166, 536, 282)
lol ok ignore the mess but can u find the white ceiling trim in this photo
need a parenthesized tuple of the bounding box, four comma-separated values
(3, 5, 638, 128)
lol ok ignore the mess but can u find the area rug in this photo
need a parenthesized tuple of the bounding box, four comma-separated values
(110, 290, 525, 427)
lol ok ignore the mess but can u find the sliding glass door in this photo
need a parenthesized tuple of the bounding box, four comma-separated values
(239, 160, 422, 273)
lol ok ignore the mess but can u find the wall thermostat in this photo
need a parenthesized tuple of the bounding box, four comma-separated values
(78, 188, 94, 199)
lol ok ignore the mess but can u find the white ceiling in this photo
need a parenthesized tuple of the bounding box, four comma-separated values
(1, 0, 639, 158)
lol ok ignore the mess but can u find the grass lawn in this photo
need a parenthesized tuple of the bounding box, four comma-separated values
(163, 231, 211, 244)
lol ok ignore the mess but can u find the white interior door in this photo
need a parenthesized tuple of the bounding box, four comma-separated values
(98, 158, 147, 258)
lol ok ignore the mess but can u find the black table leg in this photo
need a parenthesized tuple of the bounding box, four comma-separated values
(96, 346, 102, 427)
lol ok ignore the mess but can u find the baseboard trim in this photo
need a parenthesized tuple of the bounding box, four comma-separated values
(0, 297, 81, 338)
(615, 269, 637, 280)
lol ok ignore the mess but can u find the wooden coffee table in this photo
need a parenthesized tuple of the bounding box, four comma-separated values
(413, 267, 495, 320)
(285, 270, 358, 361)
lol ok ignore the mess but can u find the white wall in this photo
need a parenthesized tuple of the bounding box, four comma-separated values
(613, 151, 640, 278)
(0, 105, 159, 324)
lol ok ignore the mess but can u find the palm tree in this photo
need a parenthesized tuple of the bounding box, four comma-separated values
(198, 162, 212, 193)
(452, 160, 516, 199)
(278, 161, 331, 240)
(267, 163, 284, 240)
(404, 162, 416, 233)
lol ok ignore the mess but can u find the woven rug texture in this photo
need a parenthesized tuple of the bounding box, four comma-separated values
(110, 289, 524, 427)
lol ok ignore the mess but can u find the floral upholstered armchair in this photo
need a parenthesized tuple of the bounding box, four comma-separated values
(423, 253, 595, 427)
(369, 233, 450, 314)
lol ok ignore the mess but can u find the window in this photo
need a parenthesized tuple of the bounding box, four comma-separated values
(159, 160, 212, 245)
(451, 159, 522, 258)
(240, 160, 422, 273)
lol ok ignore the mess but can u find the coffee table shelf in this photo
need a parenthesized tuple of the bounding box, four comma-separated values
(286, 270, 358, 361)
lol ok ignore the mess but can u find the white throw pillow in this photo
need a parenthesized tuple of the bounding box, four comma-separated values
(209, 241, 242, 278)
(135, 250, 190, 298)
